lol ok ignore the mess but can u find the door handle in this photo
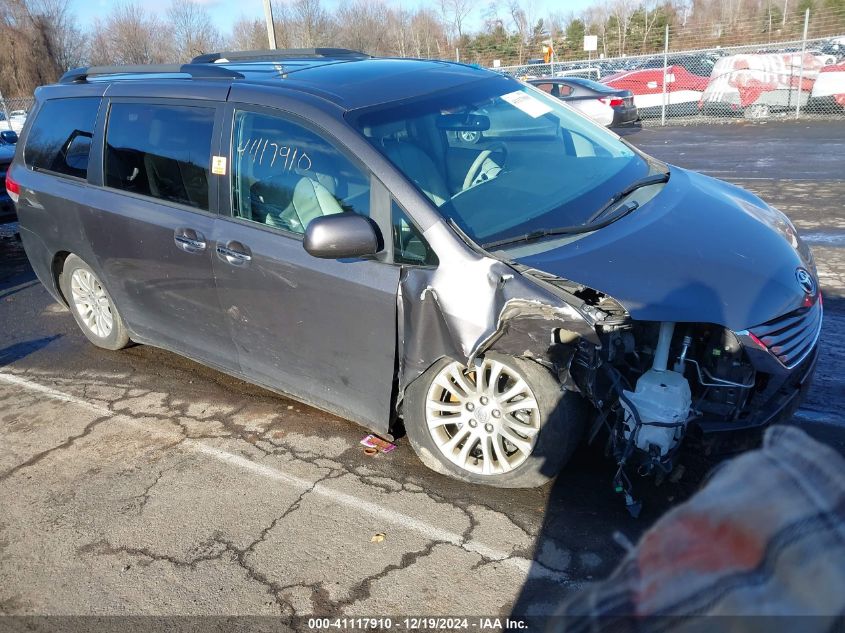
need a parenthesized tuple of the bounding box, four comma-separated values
(216, 241, 252, 266)
(174, 228, 207, 253)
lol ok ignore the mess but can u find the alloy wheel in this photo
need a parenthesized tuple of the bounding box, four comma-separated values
(425, 358, 541, 475)
(70, 268, 113, 339)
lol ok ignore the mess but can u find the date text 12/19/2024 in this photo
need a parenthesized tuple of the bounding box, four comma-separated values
(307, 617, 529, 631)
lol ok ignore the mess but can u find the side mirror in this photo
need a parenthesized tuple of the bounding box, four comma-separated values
(303, 214, 381, 259)
(0, 130, 17, 144)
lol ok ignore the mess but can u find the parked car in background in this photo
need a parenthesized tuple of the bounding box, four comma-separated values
(809, 62, 845, 111)
(635, 54, 718, 78)
(820, 39, 845, 61)
(529, 77, 639, 128)
(602, 65, 710, 117)
(700, 52, 824, 119)
(8, 110, 27, 132)
(806, 49, 838, 66)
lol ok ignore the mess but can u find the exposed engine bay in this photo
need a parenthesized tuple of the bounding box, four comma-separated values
(498, 267, 776, 515)
(571, 315, 763, 514)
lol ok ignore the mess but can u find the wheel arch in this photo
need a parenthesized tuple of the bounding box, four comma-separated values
(51, 250, 72, 306)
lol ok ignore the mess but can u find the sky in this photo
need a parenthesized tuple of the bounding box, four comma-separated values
(71, 0, 596, 36)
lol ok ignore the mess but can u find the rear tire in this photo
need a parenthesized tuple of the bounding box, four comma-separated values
(60, 254, 130, 351)
(404, 353, 586, 488)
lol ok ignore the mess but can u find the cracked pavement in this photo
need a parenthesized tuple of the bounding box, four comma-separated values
(1, 121, 844, 623)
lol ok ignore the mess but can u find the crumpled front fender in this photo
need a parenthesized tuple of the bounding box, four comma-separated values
(396, 223, 599, 399)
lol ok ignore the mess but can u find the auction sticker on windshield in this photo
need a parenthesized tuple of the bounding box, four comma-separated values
(501, 90, 553, 118)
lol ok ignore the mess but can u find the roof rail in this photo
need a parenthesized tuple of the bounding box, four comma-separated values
(191, 48, 371, 64)
(59, 64, 244, 84)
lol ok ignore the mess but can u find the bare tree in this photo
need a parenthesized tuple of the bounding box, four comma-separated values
(29, 0, 87, 71)
(386, 7, 413, 57)
(167, 0, 222, 62)
(0, 0, 71, 96)
(229, 16, 267, 51)
(410, 8, 448, 58)
(89, 2, 173, 65)
(508, 0, 538, 63)
(609, 0, 637, 55)
(584, 1, 612, 56)
(270, 2, 294, 49)
(438, 0, 476, 41)
(335, 0, 388, 53)
(290, 0, 335, 47)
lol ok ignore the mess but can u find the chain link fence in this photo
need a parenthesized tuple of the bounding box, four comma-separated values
(2, 11, 844, 129)
(0, 97, 35, 133)
(487, 12, 845, 125)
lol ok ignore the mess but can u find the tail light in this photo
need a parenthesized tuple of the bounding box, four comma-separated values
(599, 97, 625, 107)
(6, 170, 20, 203)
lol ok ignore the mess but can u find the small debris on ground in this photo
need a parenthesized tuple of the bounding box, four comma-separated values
(370, 533, 386, 543)
(360, 434, 396, 455)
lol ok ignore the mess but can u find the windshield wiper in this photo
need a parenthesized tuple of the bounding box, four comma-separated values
(482, 227, 576, 250)
(480, 171, 669, 251)
(585, 171, 670, 224)
(482, 200, 641, 250)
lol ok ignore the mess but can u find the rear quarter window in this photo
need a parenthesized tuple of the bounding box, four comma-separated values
(104, 102, 215, 211)
(24, 97, 100, 179)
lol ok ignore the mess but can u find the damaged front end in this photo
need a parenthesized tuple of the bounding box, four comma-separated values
(526, 267, 820, 516)
(397, 226, 820, 514)
(395, 222, 603, 398)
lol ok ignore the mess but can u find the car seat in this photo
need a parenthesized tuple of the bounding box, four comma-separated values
(365, 121, 451, 207)
(252, 174, 344, 233)
(144, 118, 208, 209)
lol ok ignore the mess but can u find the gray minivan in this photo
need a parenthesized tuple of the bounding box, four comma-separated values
(7, 50, 820, 501)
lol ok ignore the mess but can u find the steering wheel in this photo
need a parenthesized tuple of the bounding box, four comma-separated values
(462, 142, 508, 191)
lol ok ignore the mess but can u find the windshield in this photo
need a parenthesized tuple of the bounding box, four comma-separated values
(348, 76, 656, 247)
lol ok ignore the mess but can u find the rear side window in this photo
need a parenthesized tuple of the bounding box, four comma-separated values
(24, 97, 100, 179)
(105, 103, 215, 211)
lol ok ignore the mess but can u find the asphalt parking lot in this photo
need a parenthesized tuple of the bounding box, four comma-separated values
(1, 120, 843, 624)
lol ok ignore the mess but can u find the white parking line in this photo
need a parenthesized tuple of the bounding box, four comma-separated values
(0, 371, 572, 585)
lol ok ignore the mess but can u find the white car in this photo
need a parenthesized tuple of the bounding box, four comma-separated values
(810, 62, 845, 110)
(701, 52, 824, 118)
(528, 77, 640, 127)
(9, 110, 27, 132)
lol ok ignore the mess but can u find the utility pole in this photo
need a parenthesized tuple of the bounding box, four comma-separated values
(795, 8, 809, 119)
(660, 24, 668, 126)
(263, 0, 278, 50)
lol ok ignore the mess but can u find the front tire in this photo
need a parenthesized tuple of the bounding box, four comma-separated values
(404, 354, 585, 488)
(60, 254, 130, 351)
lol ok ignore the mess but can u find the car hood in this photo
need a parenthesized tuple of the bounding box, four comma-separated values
(510, 167, 815, 331)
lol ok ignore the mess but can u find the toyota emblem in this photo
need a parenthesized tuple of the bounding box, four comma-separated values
(795, 268, 816, 295)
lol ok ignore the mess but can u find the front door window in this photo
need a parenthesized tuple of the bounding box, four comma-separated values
(231, 110, 370, 235)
